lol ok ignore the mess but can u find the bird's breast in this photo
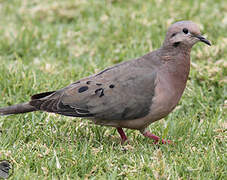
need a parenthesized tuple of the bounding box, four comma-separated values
(148, 66, 189, 122)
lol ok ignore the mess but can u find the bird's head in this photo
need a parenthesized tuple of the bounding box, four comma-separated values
(163, 21, 211, 49)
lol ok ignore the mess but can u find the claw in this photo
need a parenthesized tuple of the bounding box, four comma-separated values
(142, 130, 172, 145)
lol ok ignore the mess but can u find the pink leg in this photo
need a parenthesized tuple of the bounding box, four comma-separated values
(142, 131, 172, 144)
(117, 128, 127, 144)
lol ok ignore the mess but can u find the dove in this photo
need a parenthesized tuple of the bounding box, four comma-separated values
(0, 21, 211, 144)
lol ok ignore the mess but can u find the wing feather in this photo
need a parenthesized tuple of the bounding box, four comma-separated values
(29, 60, 157, 121)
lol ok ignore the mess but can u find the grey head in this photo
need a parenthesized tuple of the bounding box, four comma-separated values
(163, 21, 211, 49)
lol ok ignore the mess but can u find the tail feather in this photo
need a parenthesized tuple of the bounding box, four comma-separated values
(0, 103, 36, 115)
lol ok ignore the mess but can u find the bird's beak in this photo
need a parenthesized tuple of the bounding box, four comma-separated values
(195, 34, 211, 46)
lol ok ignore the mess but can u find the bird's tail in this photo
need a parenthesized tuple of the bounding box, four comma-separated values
(0, 103, 36, 116)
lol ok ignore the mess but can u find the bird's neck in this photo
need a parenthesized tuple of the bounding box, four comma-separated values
(160, 45, 191, 58)
(159, 46, 191, 92)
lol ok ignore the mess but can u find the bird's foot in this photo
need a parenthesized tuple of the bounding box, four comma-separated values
(117, 128, 128, 144)
(142, 131, 172, 145)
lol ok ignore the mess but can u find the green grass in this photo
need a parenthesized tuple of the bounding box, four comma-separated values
(0, 0, 226, 179)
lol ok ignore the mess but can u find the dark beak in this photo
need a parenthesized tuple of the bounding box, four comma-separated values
(195, 34, 211, 46)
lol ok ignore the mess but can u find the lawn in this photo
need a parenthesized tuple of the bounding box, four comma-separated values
(0, 0, 226, 179)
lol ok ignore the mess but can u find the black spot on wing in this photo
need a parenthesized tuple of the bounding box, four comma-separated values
(78, 86, 89, 93)
(96, 83, 102, 86)
(86, 81, 91, 85)
(109, 84, 115, 88)
(95, 88, 104, 97)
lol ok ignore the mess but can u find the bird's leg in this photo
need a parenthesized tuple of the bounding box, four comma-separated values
(140, 129, 172, 144)
(117, 128, 127, 144)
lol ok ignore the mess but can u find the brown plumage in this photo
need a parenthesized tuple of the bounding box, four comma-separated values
(0, 21, 211, 144)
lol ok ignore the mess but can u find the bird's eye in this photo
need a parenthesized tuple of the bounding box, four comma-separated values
(183, 28, 189, 34)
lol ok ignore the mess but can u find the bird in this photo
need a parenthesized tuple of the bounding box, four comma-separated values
(0, 21, 211, 144)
